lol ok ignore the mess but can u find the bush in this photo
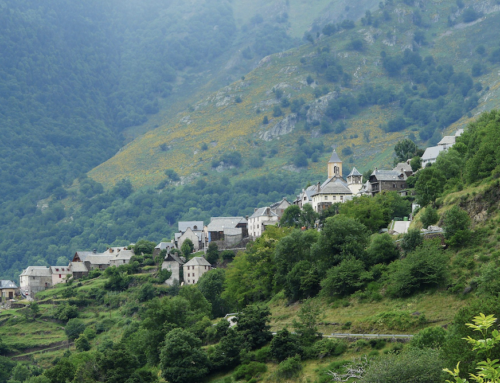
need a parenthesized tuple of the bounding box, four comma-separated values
(387, 242, 448, 298)
(206, 242, 219, 264)
(270, 329, 302, 362)
(65, 319, 85, 341)
(307, 339, 347, 359)
(359, 348, 443, 383)
(443, 205, 471, 247)
(75, 334, 91, 352)
(365, 234, 399, 266)
(273, 106, 283, 117)
(233, 362, 267, 381)
(411, 326, 447, 349)
(83, 327, 96, 340)
(321, 257, 367, 297)
(369, 339, 386, 350)
(420, 206, 439, 229)
(221, 250, 235, 261)
(400, 229, 423, 254)
(54, 303, 79, 322)
(275, 355, 303, 380)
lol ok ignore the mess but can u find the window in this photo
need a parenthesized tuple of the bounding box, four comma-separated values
(340, 196, 344, 201)
(393, 183, 396, 188)
(324, 196, 328, 200)
(55, 268, 59, 272)
(333, 196, 336, 200)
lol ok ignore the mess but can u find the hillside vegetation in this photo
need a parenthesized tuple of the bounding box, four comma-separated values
(3, 110, 500, 382)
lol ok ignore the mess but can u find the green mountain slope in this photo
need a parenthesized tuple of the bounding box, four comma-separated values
(90, 0, 500, 190)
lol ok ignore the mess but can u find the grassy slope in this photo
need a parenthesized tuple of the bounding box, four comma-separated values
(89, 0, 500, 191)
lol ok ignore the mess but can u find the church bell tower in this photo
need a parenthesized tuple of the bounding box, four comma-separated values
(328, 149, 342, 178)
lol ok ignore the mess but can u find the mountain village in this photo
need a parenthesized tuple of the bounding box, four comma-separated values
(0, 132, 461, 303)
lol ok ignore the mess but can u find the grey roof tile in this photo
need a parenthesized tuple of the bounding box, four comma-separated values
(178, 221, 204, 232)
(184, 257, 211, 267)
(329, 149, 342, 163)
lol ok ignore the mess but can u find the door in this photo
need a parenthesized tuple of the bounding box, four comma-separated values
(8, 292, 13, 299)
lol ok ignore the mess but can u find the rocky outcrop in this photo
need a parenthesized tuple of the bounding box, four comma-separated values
(307, 92, 337, 123)
(455, 182, 500, 225)
(260, 114, 297, 141)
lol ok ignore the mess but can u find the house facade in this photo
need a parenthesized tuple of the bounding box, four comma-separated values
(109, 249, 134, 266)
(69, 262, 89, 279)
(175, 221, 205, 251)
(50, 266, 72, 286)
(369, 169, 408, 196)
(0, 280, 18, 301)
(153, 242, 175, 257)
(19, 266, 52, 296)
(183, 257, 211, 285)
(293, 185, 317, 208)
(269, 198, 291, 218)
(161, 253, 185, 286)
(249, 207, 279, 238)
(205, 217, 248, 243)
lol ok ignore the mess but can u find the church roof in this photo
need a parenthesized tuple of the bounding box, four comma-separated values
(347, 167, 362, 177)
(313, 177, 353, 196)
(328, 149, 342, 163)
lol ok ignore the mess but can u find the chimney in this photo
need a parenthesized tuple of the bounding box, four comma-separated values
(245, 215, 249, 220)
(317, 182, 321, 193)
(93, 249, 97, 254)
(254, 208, 258, 212)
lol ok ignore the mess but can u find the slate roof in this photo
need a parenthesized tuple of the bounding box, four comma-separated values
(438, 136, 456, 146)
(20, 266, 52, 277)
(178, 221, 204, 232)
(371, 169, 403, 181)
(313, 177, 353, 195)
(329, 149, 342, 163)
(347, 167, 362, 177)
(113, 249, 134, 261)
(422, 146, 445, 161)
(0, 280, 17, 289)
(360, 181, 372, 194)
(50, 266, 71, 274)
(207, 217, 247, 232)
(184, 257, 211, 267)
(155, 242, 175, 250)
(69, 262, 89, 272)
(73, 251, 95, 262)
(393, 162, 412, 173)
(455, 129, 464, 136)
(165, 253, 184, 264)
(250, 207, 278, 219)
(84, 255, 114, 265)
(270, 198, 290, 210)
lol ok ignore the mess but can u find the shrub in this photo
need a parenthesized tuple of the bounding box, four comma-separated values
(233, 362, 267, 381)
(400, 229, 423, 254)
(221, 250, 235, 261)
(270, 329, 302, 362)
(365, 233, 399, 266)
(321, 257, 366, 297)
(307, 338, 347, 359)
(54, 303, 79, 322)
(75, 334, 91, 352)
(411, 326, 447, 349)
(275, 355, 303, 380)
(443, 205, 471, 247)
(420, 206, 439, 229)
(386, 242, 448, 298)
(369, 339, 386, 350)
(273, 106, 283, 117)
(65, 319, 85, 341)
(360, 348, 444, 383)
(83, 327, 96, 340)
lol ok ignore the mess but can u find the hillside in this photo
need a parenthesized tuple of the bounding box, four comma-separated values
(3, 109, 500, 382)
(90, 0, 500, 190)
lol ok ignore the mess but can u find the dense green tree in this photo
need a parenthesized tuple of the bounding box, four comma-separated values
(206, 242, 219, 265)
(134, 240, 156, 255)
(270, 329, 302, 362)
(411, 326, 447, 349)
(339, 196, 389, 233)
(75, 334, 91, 352)
(280, 205, 301, 227)
(394, 139, 419, 164)
(197, 269, 229, 318)
(386, 242, 448, 297)
(314, 215, 370, 271)
(415, 167, 447, 206)
(210, 328, 244, 371)
(420, 206, 439, 229)
(400, 229, 423, 255)
(292, 299, 321, 346)
(44, 359, 76, 383)
(97, 344, 140, 383)
(321, 257, 367, 296)
(160, 329, 209, 383)
(0, 357, 16, 383)
(181, 239, 194, 257)
(365, 233, 399, 266)
(65, 319, 86, 341)
(235, 305, 273, 350)
(138, 283, 156, 302)
(443, 206, 471, 247)
(284, 261, 320, 302)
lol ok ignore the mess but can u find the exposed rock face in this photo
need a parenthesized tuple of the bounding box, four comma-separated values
(307, 92, 337, 123)
(260, 113, 297, 141)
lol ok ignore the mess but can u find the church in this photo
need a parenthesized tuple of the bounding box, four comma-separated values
(310, 149, 363, 213)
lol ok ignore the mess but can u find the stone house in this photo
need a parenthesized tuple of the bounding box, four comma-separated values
(183, 257, 211, 285)
(69, 262, 89, 279)
(83, 254, 114, 271)
(50, 266, 72, 286)
(205, 217, 248, 243)
(421, 146, 445, 167)
(0, 280, 18, 301)
(161, 253, 185, 286)
(72, 250, 96, 263)
(248, 207, 279, 239)
(175, 222, 205, 251)
(369, 169, 408, 196)
(19, 266, 52, 296)
(109, 249, 135, 266)
(269, 198, 291, 218)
